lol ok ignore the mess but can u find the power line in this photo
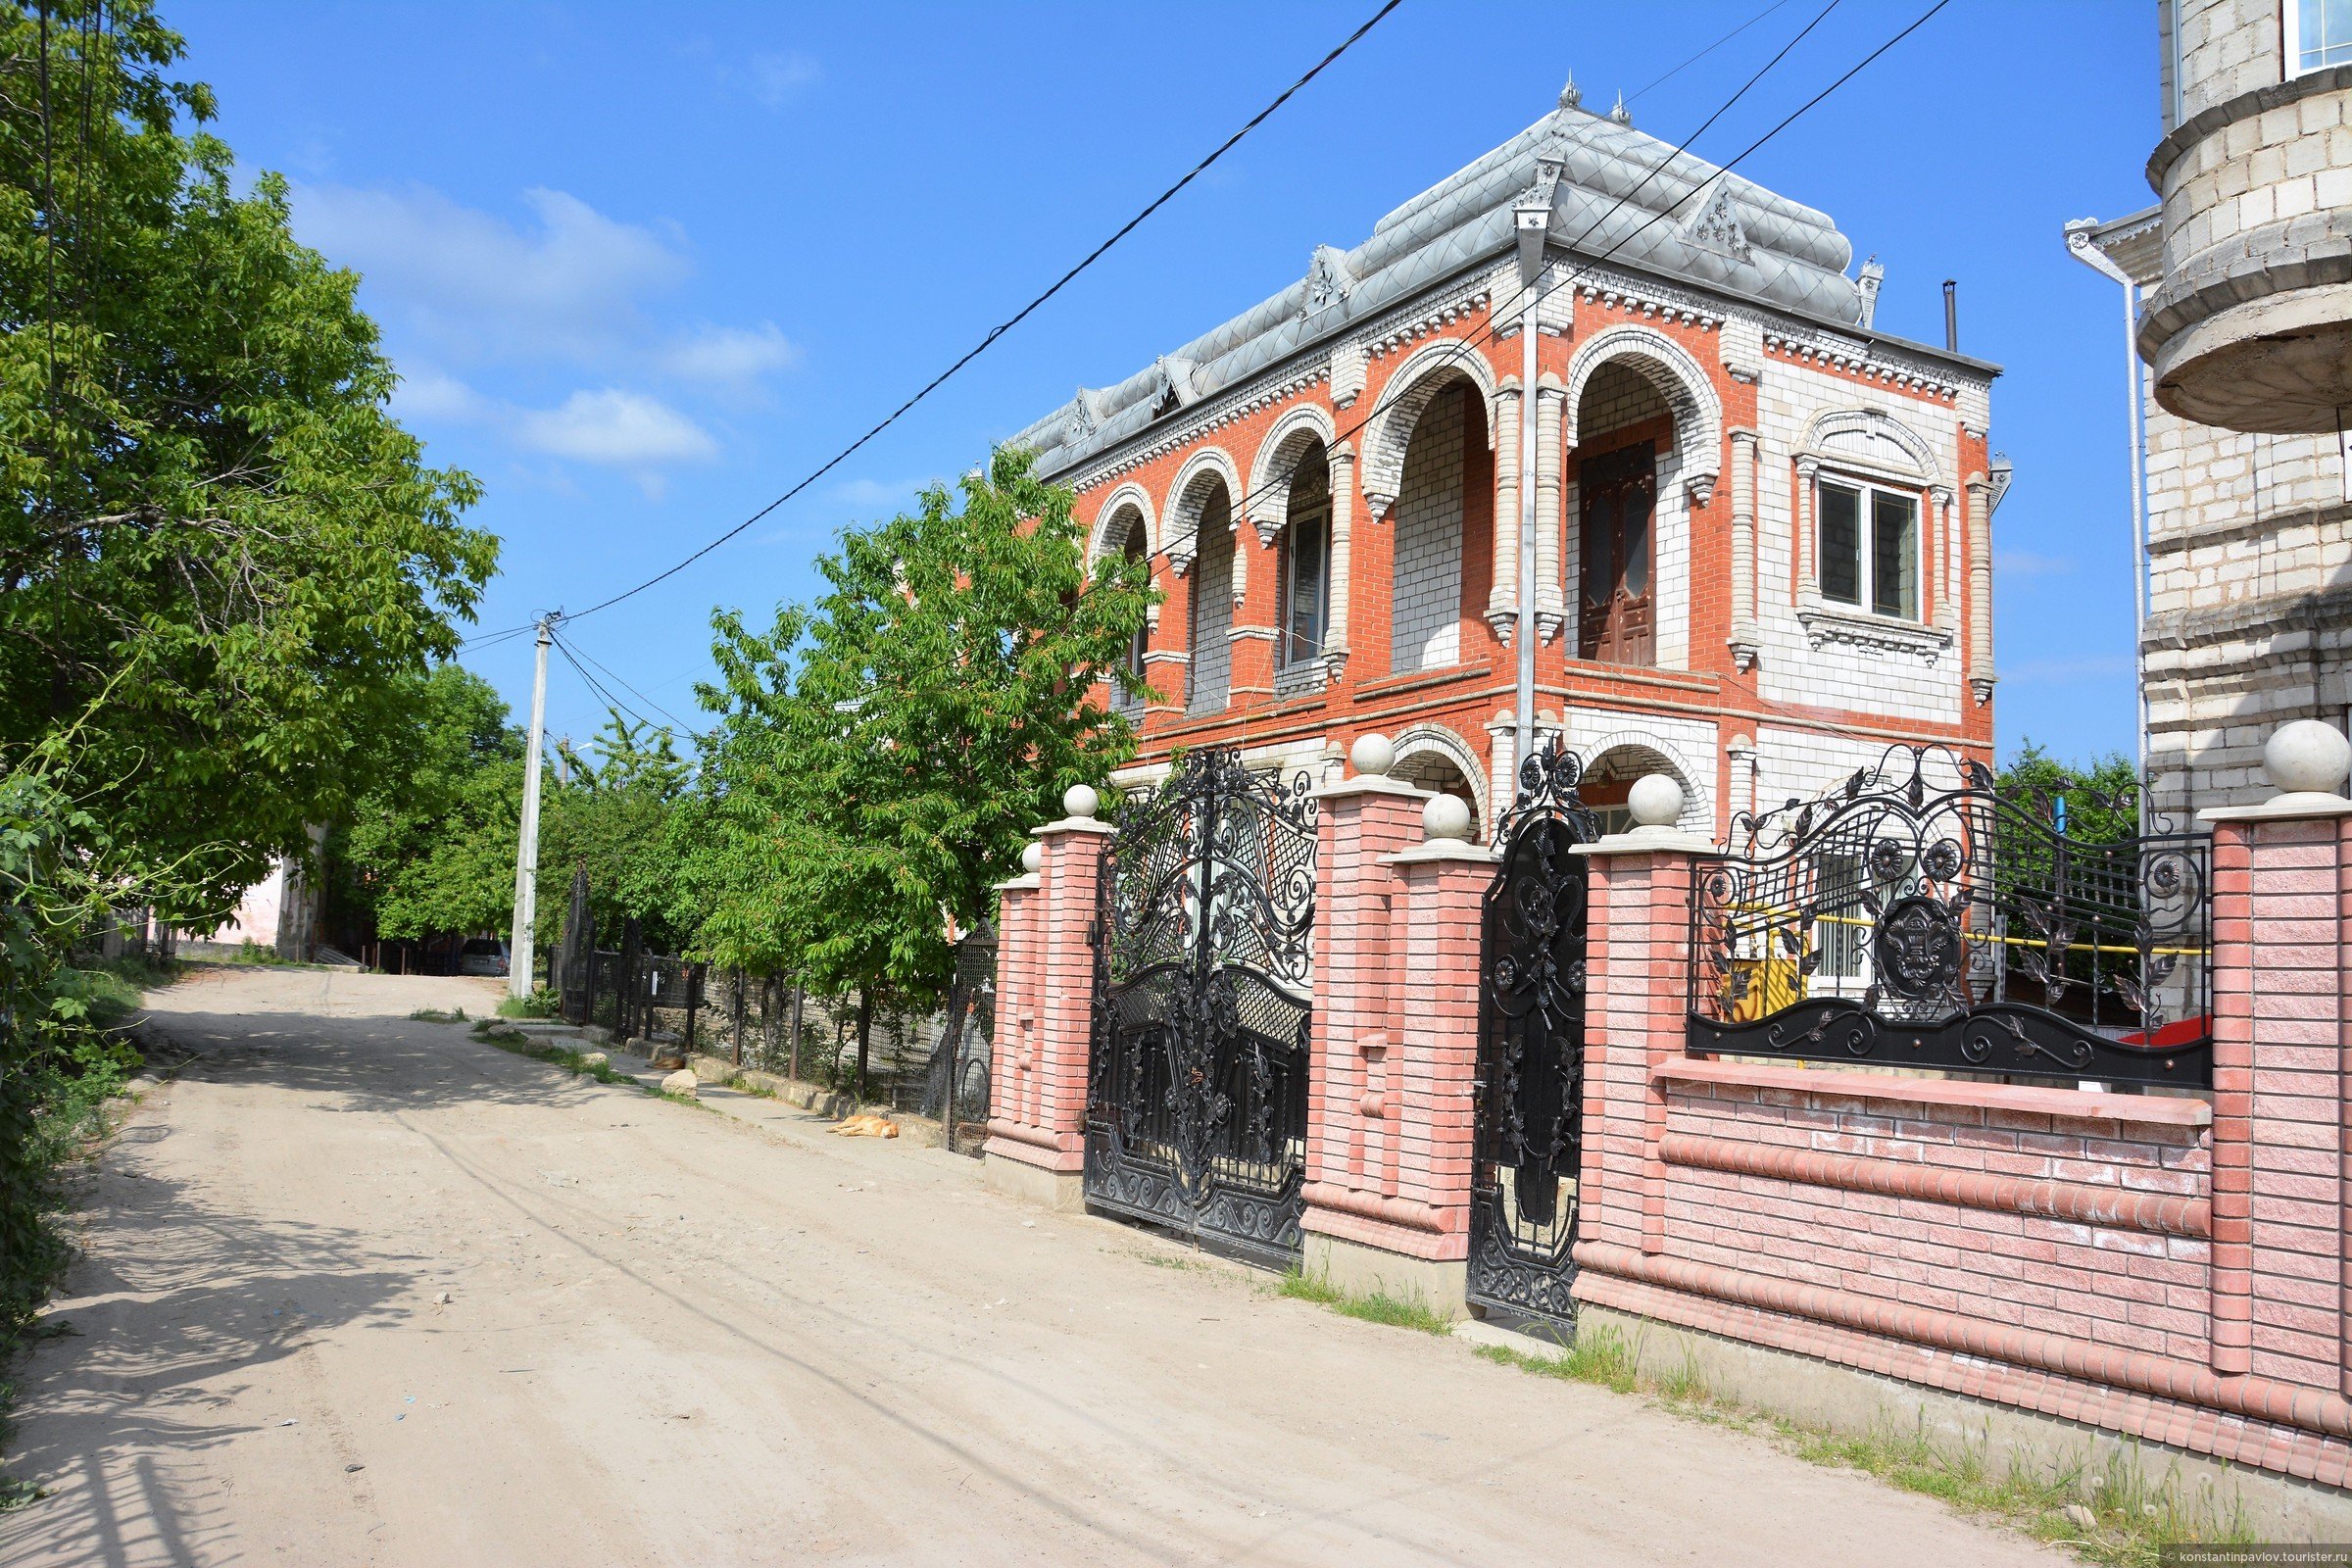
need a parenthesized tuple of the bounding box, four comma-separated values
(553, 625, 694, 734)
(557, 0, 1404, 628)
(1628, 0, 1799, 104)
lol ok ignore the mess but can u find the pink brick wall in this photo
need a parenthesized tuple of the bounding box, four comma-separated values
(984, 823, 1110, 1175)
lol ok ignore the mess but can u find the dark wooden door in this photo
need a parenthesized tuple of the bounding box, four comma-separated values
(1578, 442, 1656, 666)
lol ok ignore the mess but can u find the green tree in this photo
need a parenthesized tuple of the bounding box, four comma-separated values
(0, 2, 495, 914)
(327, 663, 525, 945)
(1996, 741, 2142, 843)
(683, 447, 1153, 1084)
(542, 713, 691, 950)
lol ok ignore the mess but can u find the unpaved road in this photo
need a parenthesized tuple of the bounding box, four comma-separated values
(0, 965, 2061, 1566)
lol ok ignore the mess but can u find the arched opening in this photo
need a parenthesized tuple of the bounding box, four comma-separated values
(1101, 509, 1150, 718)
(1571, 363, 1668, 668)
(1183, 478, 1235, 714)
(1276, 446, 1331, 685)
(1391, 379, 1492, 674)
(1396, 745, 1483, 842)
(1580, 742, 1697, 837)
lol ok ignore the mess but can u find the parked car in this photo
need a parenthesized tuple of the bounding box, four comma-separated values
(456, 937, 510, 977)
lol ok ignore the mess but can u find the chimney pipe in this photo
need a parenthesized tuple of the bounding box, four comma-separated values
(1943, 279, 1958, 352)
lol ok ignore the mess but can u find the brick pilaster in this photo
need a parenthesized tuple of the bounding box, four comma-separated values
(983, 816, 1112, 1174)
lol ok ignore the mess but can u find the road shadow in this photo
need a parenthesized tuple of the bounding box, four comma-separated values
(0, 1162, 427, 1566)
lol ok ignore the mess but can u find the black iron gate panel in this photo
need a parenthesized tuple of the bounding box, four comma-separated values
(1688, 745, 2214, 1089)
(925, 930, 997, 1157)
(1085, 749, 1316, 1267)
(1469, 740, 1598, 1331)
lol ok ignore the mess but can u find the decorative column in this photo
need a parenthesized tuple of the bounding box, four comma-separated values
(1324, 441, 1355, 676)
(1302, 754, 1488, 1316)
(983, 785, 1114, 1211)
(1727, 427, 1760, 670)
(1535, 377, 1566, 641)
(1793, 454, 1820, 607)
(1487, 378, 1523, 643)
(1229, 510, 1278, 703)
(1965, 472, 1996, 705)
(2198, 722, 2352, 1384)
(1930, 485, 1957, 633)
(1570, 776, 1714, 1267)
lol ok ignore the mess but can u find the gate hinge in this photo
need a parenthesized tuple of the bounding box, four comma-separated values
(1087, 917, 1100, 949)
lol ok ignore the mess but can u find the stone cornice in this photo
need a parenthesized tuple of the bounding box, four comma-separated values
(1761, 324, 1966, 401)
(1056, 363, 1333, 494)
(2147, 61, 2352, 190)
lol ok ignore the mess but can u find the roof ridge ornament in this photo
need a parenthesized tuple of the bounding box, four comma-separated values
(1303, 244, 1353, 320)
(1609, 92, 1632, 125)
(1558, 73, 1583, 111)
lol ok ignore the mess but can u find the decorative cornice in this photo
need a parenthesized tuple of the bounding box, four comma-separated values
(1763, 326, 1964, 401)
(1061, 363, 1333, 493)
(1796, 605, 1954, 665)
(1574, 277, 1724, 333)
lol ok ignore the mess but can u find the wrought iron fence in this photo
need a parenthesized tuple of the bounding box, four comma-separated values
(1687, 745, 2214, 1090)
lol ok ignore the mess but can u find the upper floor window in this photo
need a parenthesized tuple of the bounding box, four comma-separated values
(1817, 476, 1919, 621)
(1580, 441, 1656, 666)
(1278, 468, 1331, 668)
(2290, 0, 2352, 74)
(1116, 528, 1150, 713)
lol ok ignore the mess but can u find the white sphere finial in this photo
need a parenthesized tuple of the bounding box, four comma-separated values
(1422, 793, 1474, 843)
(1020, 842, 1044, 873)
(1628, 774, 1686, 829)
(1062, 783, 1100, 820)
(2265, 720, 2352, 801)
(1349, 732, 1396, 777)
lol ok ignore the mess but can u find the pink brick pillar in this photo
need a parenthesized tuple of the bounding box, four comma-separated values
(983, 805, 1114, 1209)
(1575, 826, 1709, 1264)
(2203, 800, 2352, 1392)
(1299, 762, 1492, 1303)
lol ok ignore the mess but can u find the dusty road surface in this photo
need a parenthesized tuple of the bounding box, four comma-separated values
(0, 965, 2063, 1566)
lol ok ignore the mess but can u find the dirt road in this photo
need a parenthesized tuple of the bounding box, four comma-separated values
(0, 965, 2060, 1566)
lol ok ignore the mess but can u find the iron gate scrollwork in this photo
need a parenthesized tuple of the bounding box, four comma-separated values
(1688, 745, 2214, 1088)
(1085, 748, 1317, 1267)
(1469, 739, 1600, 1330)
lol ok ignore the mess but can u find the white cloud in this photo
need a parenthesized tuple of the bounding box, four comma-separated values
(660, 321, 801, 387)
(1995, 549, 2076, 578)
(829, 474, 940, 509)
(294, 183, 689, 365)
(514, 389, 718, 466)
(749, 51, 820, 106)
(390, 366, 492, 423)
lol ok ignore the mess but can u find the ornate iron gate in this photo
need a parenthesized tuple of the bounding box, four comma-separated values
(1469, 740, 1599, 1330)
(1085, 749, 1317, 1267)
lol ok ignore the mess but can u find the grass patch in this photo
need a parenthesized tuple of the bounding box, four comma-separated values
(1277, 1268, 1454, 1336)
(495, 989, 560, 1020)
(409, 1006, 468, 1024)
(226, 939, 290, 966)
(1472, 1324, 2252, 1564)
(1139, 1252, 1210, 1272)
(474, 1030, 714, 1110)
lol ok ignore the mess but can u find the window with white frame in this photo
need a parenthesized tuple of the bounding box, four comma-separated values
(1817, 475, 1920, 621)
(2290, 0, 2352, 74)
(1277, 464, 1331, 668)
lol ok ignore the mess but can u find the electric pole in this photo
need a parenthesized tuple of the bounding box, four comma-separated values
(509, 614, 555, 1000)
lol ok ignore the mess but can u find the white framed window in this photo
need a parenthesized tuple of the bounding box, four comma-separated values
(1277, 476, 1330, 669)
(1816, 475, 1920, 621)
(2289, 0, 2352, 74)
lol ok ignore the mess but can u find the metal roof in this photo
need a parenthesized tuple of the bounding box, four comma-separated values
(1011, 81, 1873, 478)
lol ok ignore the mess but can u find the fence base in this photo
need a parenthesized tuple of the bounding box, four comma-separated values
(982, 1149, 1085, 1212)
(1302, 1234, 1467, 1321)
(1564, 1300, 2352, 1542)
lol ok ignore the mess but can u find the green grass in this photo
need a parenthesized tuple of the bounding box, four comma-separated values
(409, 1006, 468, 1024)
(475, 1030, 715, 1111)
(226, 939, 291, 966)
(495, 989, 561, 1019)
(1471, 1326, 2253, 1565)
(1276, 1268, 1455, 1336)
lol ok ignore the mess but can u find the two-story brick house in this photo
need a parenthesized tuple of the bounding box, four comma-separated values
(1011, 80, 2002, 834)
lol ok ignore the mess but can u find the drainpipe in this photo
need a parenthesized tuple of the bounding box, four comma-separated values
(1512, 157, 1561, 773)
(2063, 220, 2152, 799)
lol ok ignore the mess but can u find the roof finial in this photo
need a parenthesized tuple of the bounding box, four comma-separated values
(1610, 92, 1632, 126)
(1557, 73, 1583, 111)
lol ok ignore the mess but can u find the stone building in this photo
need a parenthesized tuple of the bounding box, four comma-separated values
(2068, 0, 2352, 816)
(1010, 80, 2001, 833)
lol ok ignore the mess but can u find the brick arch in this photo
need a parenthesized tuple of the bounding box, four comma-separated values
(1360, 339, 1497, 520)
(1578, 729, 1713, 834)
(1162, 445, 1243, 576)
(1244, 404, 1339, 538)
(1088, 482, 1157, 564)
(1392, 722, 1489, 835)
(1563, 325, 1723, 488)
(1798, 407, 1942, 485)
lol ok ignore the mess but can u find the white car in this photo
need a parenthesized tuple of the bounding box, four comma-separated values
(456, 937, 510, 977)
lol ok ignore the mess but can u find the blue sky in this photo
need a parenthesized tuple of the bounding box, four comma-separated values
(182, 0, 2158, 766)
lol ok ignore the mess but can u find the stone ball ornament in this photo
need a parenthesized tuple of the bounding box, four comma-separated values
(1349, 732, 1396, 777)
(1422, 792, 1474, 843)
(1628, 773, 1686, 829)
(2265, 719, 2352, 802)
(1061, 783, 1100, 820)
(1020, 842, 1044, 874)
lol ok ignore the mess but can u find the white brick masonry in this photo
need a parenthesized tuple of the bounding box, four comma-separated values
(1392, 385, 1470, 672)
(1189, 491, 1235, 712)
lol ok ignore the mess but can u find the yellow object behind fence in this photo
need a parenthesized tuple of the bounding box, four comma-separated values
(1726, 957, 1801, 1021)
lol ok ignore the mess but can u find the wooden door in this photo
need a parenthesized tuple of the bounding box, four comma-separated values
(1578, 442, 1656, 666)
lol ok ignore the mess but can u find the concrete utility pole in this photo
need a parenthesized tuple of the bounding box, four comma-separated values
(508, 615, 555, 1000)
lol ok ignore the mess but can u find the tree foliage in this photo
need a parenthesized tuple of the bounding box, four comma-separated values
(1997, 740, 2143, 845)
(683, 449, 1153, 1033)
(0, 1, 494, 914)
(542, 714, 690, 949)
